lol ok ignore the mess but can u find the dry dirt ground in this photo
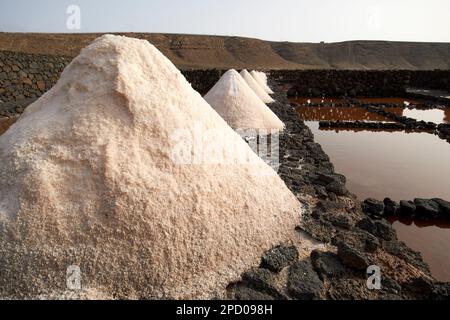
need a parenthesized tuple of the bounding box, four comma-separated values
(1, 32, 449, 70)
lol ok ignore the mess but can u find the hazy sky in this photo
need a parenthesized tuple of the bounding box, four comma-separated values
(0, 0, 449, 43)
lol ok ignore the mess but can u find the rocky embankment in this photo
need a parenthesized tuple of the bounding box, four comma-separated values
(227, 83, 450, 300)
(362, 198, 450, 221)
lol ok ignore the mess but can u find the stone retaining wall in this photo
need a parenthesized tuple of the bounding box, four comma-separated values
(0, 51, 70, 103)
(0, 50, 225, 103)
(1, 50, 449, 104)
(271, 70, 450, 98)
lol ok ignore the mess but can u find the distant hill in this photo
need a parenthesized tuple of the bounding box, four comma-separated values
(0, 33, 449, 70)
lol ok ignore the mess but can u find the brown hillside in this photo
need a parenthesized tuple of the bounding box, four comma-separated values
(0, 32, 449, 70)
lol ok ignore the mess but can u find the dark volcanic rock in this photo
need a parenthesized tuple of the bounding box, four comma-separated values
(414, 198, 440, 219)
(241, 268, 284, 299)
(383, 198, 400, 216)
(233, 285, 275, 300)
(356, 216, 377, 235)
(337, 241, 370, 271)
(355, 217, 392, 246)
(383, 241, 431, 273)
(328, 278, 373, 300)
(317, 173, 346, 185)
(310, 250, 346, 280)
(405, 276, 435, 297)
(381, 277, 402, 295)
(299, 217, 334, 243)
(326, 180, 348, 196)
(399, 200, 416, 216)
(362, 198, 384, 217)
(374, 220, 397, 241)
(287, 260, 324, 300)
(260, 245, 299, 273)
(431, 198, 450, 217)
(322, 212, 354, 230)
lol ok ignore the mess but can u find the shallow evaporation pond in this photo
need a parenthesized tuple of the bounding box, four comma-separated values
(293, 102, 450, 282)
(384, 107, 450, 124)
(386, 217, 450, 282)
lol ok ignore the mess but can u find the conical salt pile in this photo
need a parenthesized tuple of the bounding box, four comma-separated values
(204, 69, 284, 130)
(240, 69, 274, 104)
(0, 35, 300, 299)
(251, 70, 274, 94)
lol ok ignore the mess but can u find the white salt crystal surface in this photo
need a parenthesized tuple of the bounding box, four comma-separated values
(240, 69, 274, 103)
(204, 69, 284, 130)
(0, 35, 300, 299)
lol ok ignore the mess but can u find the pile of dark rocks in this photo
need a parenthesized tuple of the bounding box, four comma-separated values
(438, 124, 450, 142)
(363, 105, 437, 130)
(319, 120, 413, 131)
(362, 197, 450, 220)
(0, 51, 68, 103)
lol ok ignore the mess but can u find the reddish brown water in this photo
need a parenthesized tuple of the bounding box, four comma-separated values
(296, 106, 397, 122)
(387, 217, 450, 282)
(294, 100, 450, 282)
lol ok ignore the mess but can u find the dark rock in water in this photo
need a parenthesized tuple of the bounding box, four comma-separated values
(326, 180, 348, 196)
(414, 198, 440, 219)
(241, 268, 284, 299)
(310, 250, 346, 280)
(287, 260, 324, 300)
(337, 241, 370, 270)
(260, 245, 299, 273)
(233, 285, 275, 300)
(374, 220, 397, 241)
(431, 198, 450, 217)
(384, 198, 400, 216)
(356, 216, 395, 242)
(383, 241, 431, 273)
(362, 198, 384, 217)
(399, 200, 416, 216)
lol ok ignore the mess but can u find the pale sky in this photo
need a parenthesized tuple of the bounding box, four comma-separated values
(0, 0, 449, 43)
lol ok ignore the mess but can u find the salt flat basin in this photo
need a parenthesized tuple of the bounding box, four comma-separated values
(386, 107, 450, 124)
(306, 121, 450, 201)
(387, 217, 450, 282)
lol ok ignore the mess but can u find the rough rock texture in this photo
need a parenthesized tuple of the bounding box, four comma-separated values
(250, 70, 274, 94)
(0, 35, 301, 299)
(204, 69, 284, 130)
(240, 69, 274, 104)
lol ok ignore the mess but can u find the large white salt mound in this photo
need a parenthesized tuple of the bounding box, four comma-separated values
(204, 69, 284, 130)
(0, 35, 300, 299)
(251, 70, 274, 94)
(240, 69, 274, 104)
